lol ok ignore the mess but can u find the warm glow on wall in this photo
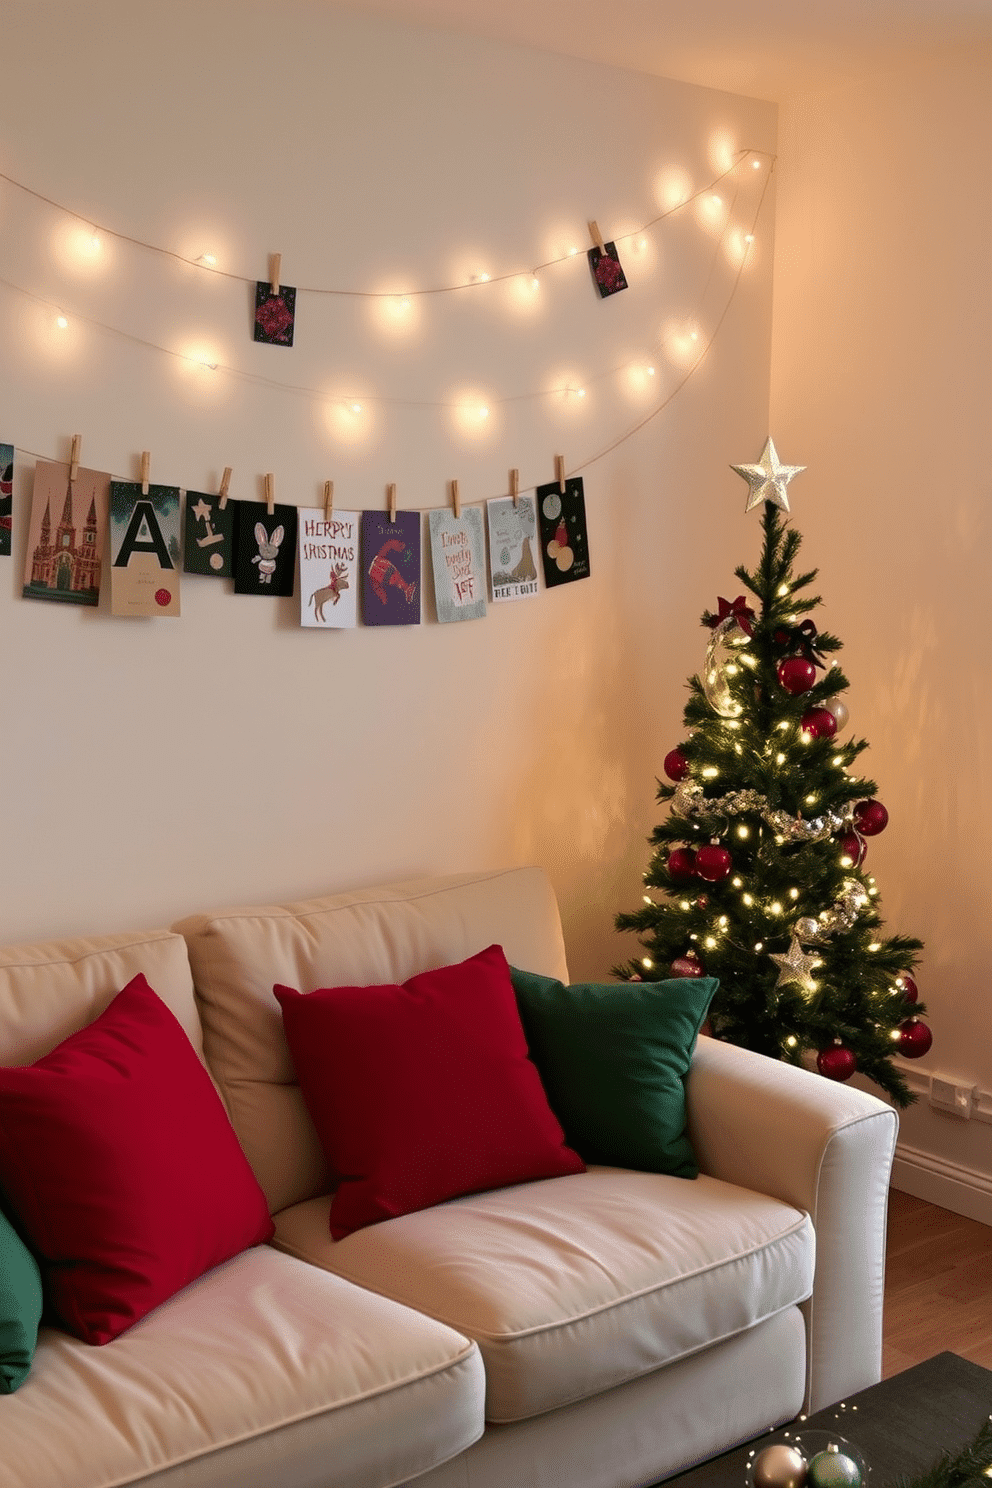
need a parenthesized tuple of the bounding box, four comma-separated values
(654, 166, 693, 213)
(324, 392, 375, 445)
(450, 390, 496, 440)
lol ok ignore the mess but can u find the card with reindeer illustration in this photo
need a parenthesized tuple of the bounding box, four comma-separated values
(298, 507, 359, 628)
(232, 500, 298, 596)
(360, 510, 421, 626)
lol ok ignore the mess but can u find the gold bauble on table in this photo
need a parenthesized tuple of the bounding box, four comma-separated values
(753, 1443, 808, 1488)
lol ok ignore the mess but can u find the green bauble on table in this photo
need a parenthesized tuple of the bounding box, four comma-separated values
(807, 1444, 863, 1488)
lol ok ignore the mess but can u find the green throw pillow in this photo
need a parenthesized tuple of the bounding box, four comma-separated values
(0, 1203, 43, 1392)
(510, 969, 717, 1179)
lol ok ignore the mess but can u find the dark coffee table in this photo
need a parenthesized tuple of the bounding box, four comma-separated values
(660, 1354, 992, 1488)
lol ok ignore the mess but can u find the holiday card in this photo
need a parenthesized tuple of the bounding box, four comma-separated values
(232, 501, 298, 596)
(0, 443, 12, 556)
(486, 494, 540, 603)
(536, 476, 590, 588)
(587, 242, 628, 298)
(361, 510, 420, 626)
(183, 489, 235, 577)
(428, 507, 487, 623)
(109, 482, 182, 617)
(23, 460, 110, 606)
(253, 282, 296, 346)
(299, 507, 359, 628)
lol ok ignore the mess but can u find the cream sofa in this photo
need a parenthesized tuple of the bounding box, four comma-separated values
(0, 866, 898, 1488)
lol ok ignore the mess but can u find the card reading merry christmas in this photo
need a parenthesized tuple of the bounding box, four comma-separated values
(109, 482, 182, 616)
(232, 501, 298, 596)
(361, 510, 420, 626)
(486, 494, 540, 603)
(536, 476, 591, 589)
(23, 460, 110, 606)
(428, 507, 487, 623)
(299, 507, 359, 629)
(183, 489, 235, 577)
(0, 444, 12, 556)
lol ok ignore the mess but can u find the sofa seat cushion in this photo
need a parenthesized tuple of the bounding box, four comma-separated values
(273, 1166, 814, 1424)
(0, 1245, 484, 1488)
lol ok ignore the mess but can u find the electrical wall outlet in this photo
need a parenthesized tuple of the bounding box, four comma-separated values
(929, 1077, 975, 1118)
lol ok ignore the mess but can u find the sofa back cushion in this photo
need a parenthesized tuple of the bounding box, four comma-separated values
(175, 867, 569, 1215)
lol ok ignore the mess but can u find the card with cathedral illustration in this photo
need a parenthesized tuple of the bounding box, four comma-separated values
(0, 443, 12, 557)
(108, 482, 182, 616)
(23, 460, 110, 606)
(428, 507, 487, 623)
(361, 510, 420, 626)
(299, 508, 359, 628)
(232, 500, 298, 596)
(486, 493, 540, 602)
(536, 476, 590, 588)
(183, 489, 235, 577)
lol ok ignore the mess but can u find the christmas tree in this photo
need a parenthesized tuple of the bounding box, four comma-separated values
(614, 440, 929, 1107)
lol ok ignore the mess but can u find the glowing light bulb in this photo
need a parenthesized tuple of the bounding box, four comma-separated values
(568, 246, 579, 257)
(778, 584, 790, 596)
(770, 902, 783, 916)
(642, 957, 654, 969)
(56, 313, 68, 329)
(690, 330, 699, 341)
(789, 888, 800, 900)
(869, 942, 881, 952)
(478, 405, 490, 420)
(197, 252, 217, 266)
(805, 794, 817, 805)
(701, 766, 719, 778)
(754, 941, 764, 952)
(478, 272, 490, 283)
(752, 159, 762, 170)
(786, 1035, 798, 1047)
(743, 893, 754, 907)
(745, 233, 755, 244)
(776, 752, 786, 765)
(731, 877, 743, 888)
(680, 900, 691, 911)
(705, 937, 716, 949)
(737, 826, 749, 840)
(352, 403, 362, 414)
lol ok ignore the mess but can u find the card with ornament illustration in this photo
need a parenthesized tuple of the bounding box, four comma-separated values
(253, 282, 296, 346)
(232, 501, 298, 596)
(536, 477, 590, 588)
(183, 489, 235, 577)
(0, 443, 12, 556)
(361, 510, 420, 626)
(108, 482, 182, 617)
(428, 506, 487, 623)
(486, 494, 540, 602)
(588, 242, 628, 298)
(23, 460, 110, 607)
(299, 507, 359, 628)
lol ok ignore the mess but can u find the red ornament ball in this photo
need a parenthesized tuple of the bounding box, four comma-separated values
(817, 1045, 858, 1082)
(154, 588, 171, 608)
(895, 973, 919, 1004)
(694, 844, 732, 882)
(839, 831, 867, 867)
(777, 657, 817, 695)
(801, 706, 838, 739)
(667, 847, 697, 880)
(671, 953, 705, 978)
(854, 799, 889, 836)
(898, 1018, 933, 1058)
(664, 748, 689, 781)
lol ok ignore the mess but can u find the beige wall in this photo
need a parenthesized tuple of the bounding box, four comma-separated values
(0, 0, 775, 986)
(770, 46, 992, 1214)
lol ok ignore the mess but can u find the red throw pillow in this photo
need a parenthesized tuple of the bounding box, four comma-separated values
(275, 944, 584, 1239)
(0, 974, 274, 1345)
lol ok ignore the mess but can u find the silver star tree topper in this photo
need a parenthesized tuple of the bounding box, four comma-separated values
(731, 437, 806, 513)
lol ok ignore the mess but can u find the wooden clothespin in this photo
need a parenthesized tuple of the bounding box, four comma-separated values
(450, 479, 461, 519)
(269, 253, 281, 296)
(140, 451, 150, 496)
(509, 468, 519, 508)
(555, 454, 566, 494)
(387, 483, 397, 524)
(218, 466, 232, 511)
(265, 473, 275, 516)
(69, 434, 81, 485)
(323, 480, 334, 521)
(588, 220, 607, 255)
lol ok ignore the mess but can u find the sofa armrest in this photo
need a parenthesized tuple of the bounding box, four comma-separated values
(685, 1035, 898, 1415)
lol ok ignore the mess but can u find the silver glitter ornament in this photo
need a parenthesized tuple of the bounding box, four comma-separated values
(702, 617, 747, 719)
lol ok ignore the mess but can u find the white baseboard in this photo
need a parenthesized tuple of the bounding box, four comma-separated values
(891, 1142, 992, 1226)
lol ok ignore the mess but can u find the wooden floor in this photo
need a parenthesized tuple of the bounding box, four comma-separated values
(883, 1188, 992, 1378)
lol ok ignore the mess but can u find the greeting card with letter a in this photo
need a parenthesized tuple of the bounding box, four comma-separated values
(109, 482, 182, 616)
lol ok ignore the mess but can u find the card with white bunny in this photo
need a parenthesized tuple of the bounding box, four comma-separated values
(232, 501, 298, 597)
(298, 508, 359, 628)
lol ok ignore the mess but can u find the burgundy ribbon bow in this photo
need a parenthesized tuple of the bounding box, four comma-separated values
(775, 619, 824, 664)
(707, 595, 755, 638)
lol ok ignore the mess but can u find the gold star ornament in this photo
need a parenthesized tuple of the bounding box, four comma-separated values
(770, 935, 822, 993)
(731, 437, 806, 513)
